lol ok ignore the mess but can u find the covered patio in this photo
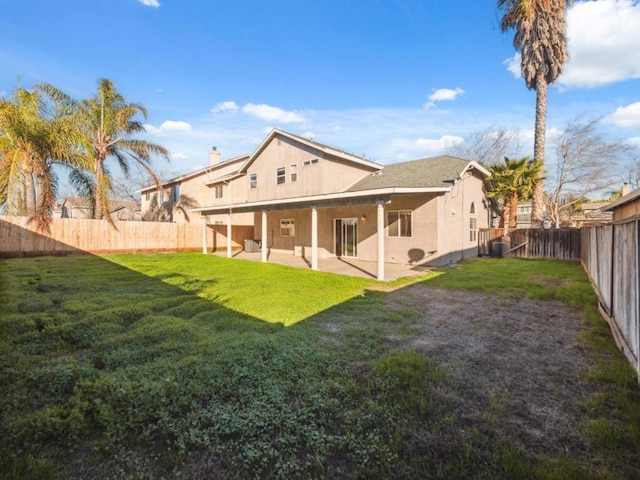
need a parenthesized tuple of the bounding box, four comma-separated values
(211, 249, 433, 282)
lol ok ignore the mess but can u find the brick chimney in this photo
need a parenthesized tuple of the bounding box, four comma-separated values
(209, 146, 221, 165)
(622, 182, 632, 197)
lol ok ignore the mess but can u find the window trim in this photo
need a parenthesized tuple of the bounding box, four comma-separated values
(387, 210, 412, 238)
(214, 184, 224, 199)
(276, 166, 286, 185)
(280, 218, 295, 237)
(290, 164, 297, 182)
(250, 172, 258, 189)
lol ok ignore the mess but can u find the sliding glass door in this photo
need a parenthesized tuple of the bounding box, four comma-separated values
(335, 218, 358, 258)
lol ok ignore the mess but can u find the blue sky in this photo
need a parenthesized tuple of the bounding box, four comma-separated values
(2, 0, 640, 177)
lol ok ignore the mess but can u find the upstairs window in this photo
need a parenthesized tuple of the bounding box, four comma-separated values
(250, 173, 258, 189)
(280, 219, 295, 237)
(303, 158, 319, 166)
(276, 167, 286, 185)
(290, 164, 297, 182)
(172, 185, 180, 203)
(214, 184, 223, 199)
(145, 192, 150, 201)
(469, 202, 477, 242)
(387, 210, 412, 238)
(158, 190, 164, 204)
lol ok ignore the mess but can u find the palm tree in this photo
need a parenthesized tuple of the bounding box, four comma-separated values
(498, 0, 572, 227)
(487, 156, 542, 234)
(0, 87, 80, 232)
(40, 78, 168, 225)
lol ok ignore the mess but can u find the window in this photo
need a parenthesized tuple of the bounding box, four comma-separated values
(303, 158, 319, 166)
(250, 173, 257, 189)
(469, 202, 477, 242)
(387, 210, 412, 237)
(145, 192, 150, 201)
(290, 164, 297, 182)
(172, 184, 180, 203)
(158, 190, 164, 204)
(276, 167, 286, 185)
(280, 219, 295, 237)
(214, 184, 223, 199)
(470, 217, 478, 242)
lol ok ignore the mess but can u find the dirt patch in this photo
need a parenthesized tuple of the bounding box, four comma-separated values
(384, 285, 595, 460)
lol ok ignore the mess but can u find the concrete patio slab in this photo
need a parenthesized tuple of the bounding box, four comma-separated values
(211, 250, 432, 282)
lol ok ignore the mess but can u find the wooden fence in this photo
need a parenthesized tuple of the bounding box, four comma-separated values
(0, 215, 254, 257)
(479, 228, 581, 260)
(581, 221, 639, 375)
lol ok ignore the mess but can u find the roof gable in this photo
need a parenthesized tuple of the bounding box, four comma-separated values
(239, 128, 381, 174)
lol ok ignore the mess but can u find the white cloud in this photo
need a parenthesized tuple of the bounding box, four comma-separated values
(171, 152, 188, 160)
(504, 53, 521, 79)
(606, 102, 640, 128)
(627, 136, 640, 146)
(424, 88, 464, 108)
(138, 0, 160, 7)
(212, 101, 239, 114)
(144, 120, 192, 136)
(561, 0, 640, 88)
(416, 135, 465, 151)
(241, 103, 306, 123)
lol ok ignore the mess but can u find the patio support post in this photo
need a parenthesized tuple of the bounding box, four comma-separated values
(377, 202, 385, 281)
(261, 210, 268, 263)
(201, 216, 207, 254)
(311, 206, 318, 270)
(226, 212, 232, 258)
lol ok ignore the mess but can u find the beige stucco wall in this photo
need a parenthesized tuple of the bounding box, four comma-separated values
(243, 135, 376, 203)
(251, 172, 488, 266)
(140, 158, 250, 224)
(436, 171, 490, 264)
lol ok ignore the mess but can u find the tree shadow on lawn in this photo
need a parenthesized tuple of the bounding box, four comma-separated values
(2, 251, 636, 479)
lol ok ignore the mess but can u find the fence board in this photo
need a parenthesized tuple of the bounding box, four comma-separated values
(0, 216, 254, 257)
(479, 228, 581, 260)
(582, 221, 639, 376)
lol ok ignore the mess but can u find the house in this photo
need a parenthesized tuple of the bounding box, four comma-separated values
(145, 129, 490, 280)
(572, 202, 613, 227)
(140, 150, 253, 225)
(602, 184, 639, 221)
(60, 197, 141, 220)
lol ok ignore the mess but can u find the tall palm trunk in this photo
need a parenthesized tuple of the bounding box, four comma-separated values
(24, 171, 36, 216)
(531, 71, 548, 228)
(509, 192, 519, 230)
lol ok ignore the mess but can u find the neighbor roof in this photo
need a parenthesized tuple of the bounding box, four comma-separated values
(346, 156, 486, 192)
(602, 188, 640, 212)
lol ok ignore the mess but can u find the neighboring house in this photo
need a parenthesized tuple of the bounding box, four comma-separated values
(60, 197, 141, 221)
(165, 129, 491, 279)
(602, 185, 640, 221)
(572, 202, 613, 227)
(516, 202, 532, 228)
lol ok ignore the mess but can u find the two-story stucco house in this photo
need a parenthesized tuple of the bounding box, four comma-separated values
(141, 129, 491, 279)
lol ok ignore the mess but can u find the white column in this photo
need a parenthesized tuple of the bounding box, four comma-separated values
(226, 212, 232, 258)
(311, 206, 318, 270)
(377, 202, 385, 281)
(201, 216, 208, 254)
(261, 210, 268, 263)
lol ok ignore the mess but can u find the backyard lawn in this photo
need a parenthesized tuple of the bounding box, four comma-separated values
(0, 253, 638, 479)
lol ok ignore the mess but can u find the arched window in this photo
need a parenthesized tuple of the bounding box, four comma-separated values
(469, 202, 477, 242)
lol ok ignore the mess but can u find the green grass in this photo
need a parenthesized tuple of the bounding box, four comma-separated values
(0, 254, 638, 479)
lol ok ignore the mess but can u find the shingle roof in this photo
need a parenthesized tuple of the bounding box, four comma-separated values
(346, 155, 472, 191)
